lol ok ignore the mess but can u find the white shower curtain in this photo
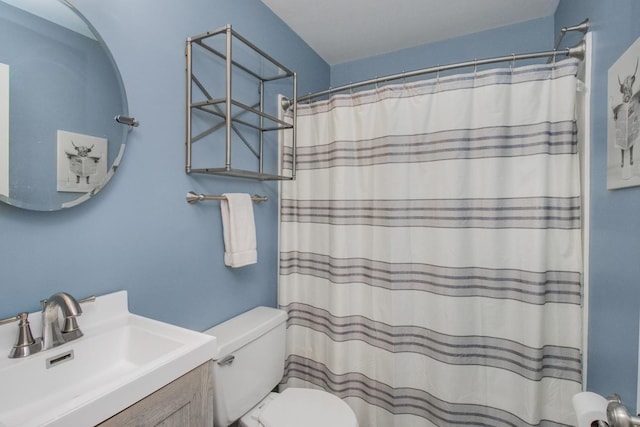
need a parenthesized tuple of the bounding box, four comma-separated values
(279, 58, 582, 427)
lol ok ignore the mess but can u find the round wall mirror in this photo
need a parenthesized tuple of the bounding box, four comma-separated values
(0, 0, 132, 211)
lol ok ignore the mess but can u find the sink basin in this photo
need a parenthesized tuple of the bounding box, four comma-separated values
(0, 291, 217, 427)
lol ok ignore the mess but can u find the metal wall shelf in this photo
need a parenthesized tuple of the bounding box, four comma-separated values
(186, 25, 297, 181)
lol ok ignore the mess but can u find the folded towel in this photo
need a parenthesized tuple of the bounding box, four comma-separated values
(220, 193, 257, 268)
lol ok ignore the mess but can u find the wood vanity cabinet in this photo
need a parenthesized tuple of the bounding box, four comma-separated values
(97, 361, 213, 426)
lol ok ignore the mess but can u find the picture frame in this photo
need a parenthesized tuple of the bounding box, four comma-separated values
(56, 130, 107, 193)
(607, 36, 640, 189)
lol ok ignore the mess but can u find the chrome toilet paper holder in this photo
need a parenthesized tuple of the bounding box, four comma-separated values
(607, 394, 640, 427)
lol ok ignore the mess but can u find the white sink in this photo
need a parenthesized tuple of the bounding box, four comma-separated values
(0, 291, 217, 427)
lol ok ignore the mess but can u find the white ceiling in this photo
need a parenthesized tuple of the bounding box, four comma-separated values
(261, 0, 560, 65)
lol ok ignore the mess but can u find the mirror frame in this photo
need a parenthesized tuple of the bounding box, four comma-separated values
(0, 0, 132, 211)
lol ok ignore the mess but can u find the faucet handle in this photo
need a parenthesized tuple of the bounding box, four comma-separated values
(0, 312, 42, 358)
(78, 295, 96, 305)
(0, 313, 21, 326)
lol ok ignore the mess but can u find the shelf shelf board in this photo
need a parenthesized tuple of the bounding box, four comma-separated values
(187, 168, 293, 181)
(191, 99, 293, 132)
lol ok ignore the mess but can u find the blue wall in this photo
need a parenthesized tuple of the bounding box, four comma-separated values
(555, 0, 640, 409)
(0, 0, 329, 331)
(4, 0, 640, 413)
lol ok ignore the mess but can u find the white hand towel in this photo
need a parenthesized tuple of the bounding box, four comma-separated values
(220, 193, 257, 268)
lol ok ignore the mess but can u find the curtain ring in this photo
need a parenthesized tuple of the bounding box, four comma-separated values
(436, 65, 440, 83)
(473, 59, 478, 77)
(510, 53, 516, 71)
(552, 50, 557, 64)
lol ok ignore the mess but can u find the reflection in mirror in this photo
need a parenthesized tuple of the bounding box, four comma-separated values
(0, 0, 130, 211)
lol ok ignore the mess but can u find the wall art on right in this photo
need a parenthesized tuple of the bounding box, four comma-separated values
(608, 36, 640, 189)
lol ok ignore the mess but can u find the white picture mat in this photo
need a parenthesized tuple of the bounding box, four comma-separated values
(56, 130, 107, 193)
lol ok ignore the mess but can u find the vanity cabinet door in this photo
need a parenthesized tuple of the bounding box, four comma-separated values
(97, 361, 213, 427)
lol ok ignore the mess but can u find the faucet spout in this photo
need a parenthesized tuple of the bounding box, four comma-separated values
(41, 292, 83, 350)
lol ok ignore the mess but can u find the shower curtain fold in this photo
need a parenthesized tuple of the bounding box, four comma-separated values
(279, 58, 582, 427)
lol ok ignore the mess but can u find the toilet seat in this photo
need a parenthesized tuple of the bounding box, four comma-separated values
(240, 388, 358, 427)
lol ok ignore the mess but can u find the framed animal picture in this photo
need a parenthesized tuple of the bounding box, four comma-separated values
(608, 36, 640, 189)
(56, 130, 107, 193)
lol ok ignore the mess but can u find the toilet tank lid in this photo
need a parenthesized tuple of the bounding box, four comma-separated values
(204, 306, 287, 359)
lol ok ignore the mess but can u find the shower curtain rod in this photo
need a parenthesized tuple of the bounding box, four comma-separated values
(284, 29, 587, 107)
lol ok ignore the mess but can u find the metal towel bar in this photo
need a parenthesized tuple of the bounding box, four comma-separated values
(186, 191, 268, 204)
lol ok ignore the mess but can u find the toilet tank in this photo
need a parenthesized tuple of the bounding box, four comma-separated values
(205, 306, 288, 427)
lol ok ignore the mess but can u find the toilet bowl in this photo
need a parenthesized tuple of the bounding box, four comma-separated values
(204, 306, 358, 427)
(239, 389, 357, 427)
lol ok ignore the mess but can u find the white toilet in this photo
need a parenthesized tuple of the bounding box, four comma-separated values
(204, 306, 358, 427)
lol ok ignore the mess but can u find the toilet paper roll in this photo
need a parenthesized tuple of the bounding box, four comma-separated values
(572, 392, 609, 427)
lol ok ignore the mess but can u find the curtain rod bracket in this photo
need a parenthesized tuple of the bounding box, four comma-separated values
(567, 40, 587, 61)
(562, 18, 589, 35)
(549, 19, 589, 63)
(281, 97, 293, 111)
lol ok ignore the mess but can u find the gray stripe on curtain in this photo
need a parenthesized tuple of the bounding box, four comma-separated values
(283, 303, 582, 383)
(284, 121, 577, 170)
(281, 197, 581, 230)
(283, 354, 571, 427)
(280, 252, 582, 305)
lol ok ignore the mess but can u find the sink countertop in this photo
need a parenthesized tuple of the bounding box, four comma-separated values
(0, 290, 217, 427)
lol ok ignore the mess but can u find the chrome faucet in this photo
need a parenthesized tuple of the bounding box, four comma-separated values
(41, 292, 83, 350)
